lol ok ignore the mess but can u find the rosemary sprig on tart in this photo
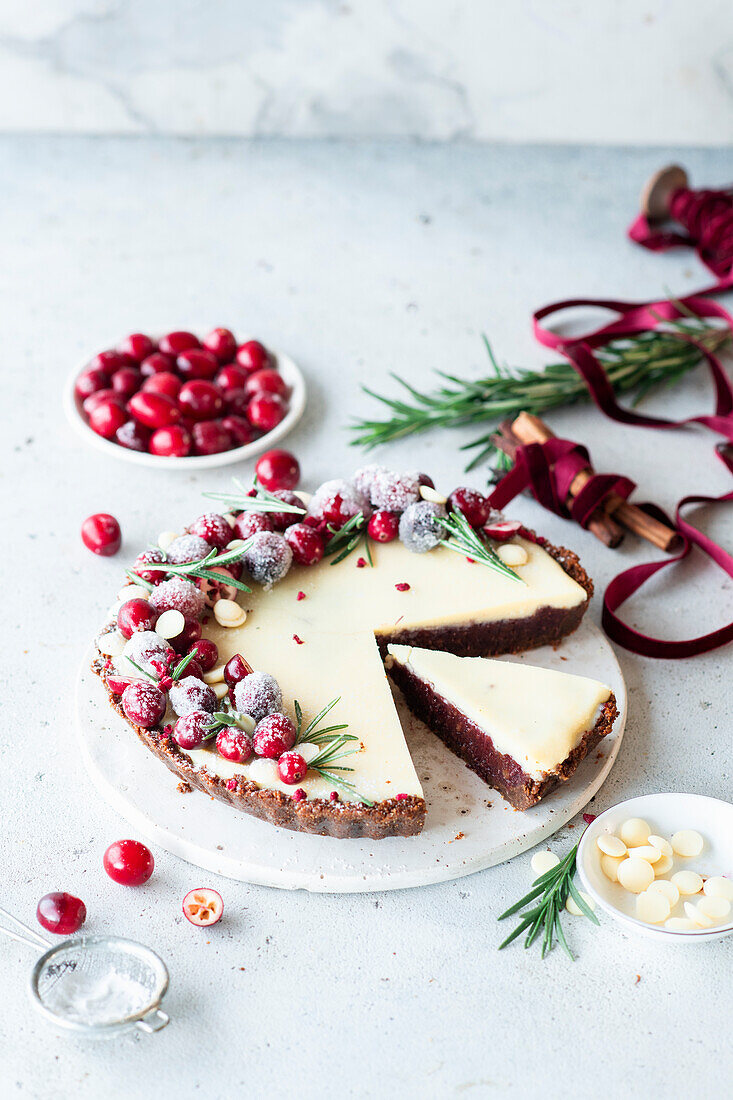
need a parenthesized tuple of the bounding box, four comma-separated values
(294, 698, 372, 805)
(438, 509, 523, 584)
(128, 544, 253, 594)
(322, 512, 373, 566)
(202, 477, 306, 519)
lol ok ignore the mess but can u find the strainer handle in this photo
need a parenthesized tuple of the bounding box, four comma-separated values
(136, 1008, 170, 1033)
(0, 905, 50, 952)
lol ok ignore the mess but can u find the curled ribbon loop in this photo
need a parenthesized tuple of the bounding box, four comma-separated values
(628, 187, 733, 285)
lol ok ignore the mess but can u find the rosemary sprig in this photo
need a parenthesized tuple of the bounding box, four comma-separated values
(498, 841, 599, 960)
(202, 705, 254, 742)
(350, 316, 730, 471)
(125, 649, 197, 685)
(202, 476, 307, 520)
(294, 697, 353, 744)
(322, 511, 373, 566)
(128, 544, 253, 594)
(437, 510, 523, 584)
(293, 698, 372, 805)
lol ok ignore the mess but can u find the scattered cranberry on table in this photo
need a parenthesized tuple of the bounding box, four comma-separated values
(182, 888, 224, 927)
(255, 449, 300, 491)
(81, 513, 121, 556)
(103, 839, 155, 886)
(37, 892, 87, 935)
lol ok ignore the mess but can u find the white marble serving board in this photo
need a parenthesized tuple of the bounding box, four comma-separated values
(76, 620, 626, 893)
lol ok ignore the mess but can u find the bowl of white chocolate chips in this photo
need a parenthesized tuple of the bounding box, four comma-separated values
(577, 792, 733, 943)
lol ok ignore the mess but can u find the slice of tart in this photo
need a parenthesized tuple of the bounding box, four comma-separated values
(385, 645, 617, 810)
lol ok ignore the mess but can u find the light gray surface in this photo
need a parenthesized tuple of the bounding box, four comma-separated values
(2, 138, 732, 1098)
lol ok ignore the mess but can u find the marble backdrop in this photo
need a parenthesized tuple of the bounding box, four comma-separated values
(0, 0, 731, 141)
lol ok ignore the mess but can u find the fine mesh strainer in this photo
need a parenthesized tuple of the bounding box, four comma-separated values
(1, 906, 169, 1036)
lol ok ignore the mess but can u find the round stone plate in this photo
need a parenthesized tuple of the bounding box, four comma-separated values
(76, 620, 626, 893)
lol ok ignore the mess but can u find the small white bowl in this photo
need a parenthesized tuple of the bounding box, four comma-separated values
(577, 792, 733, 945)
(63, 338, 306, 470)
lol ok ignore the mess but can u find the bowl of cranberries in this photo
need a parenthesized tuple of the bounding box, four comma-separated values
(64, 328, 306, 469)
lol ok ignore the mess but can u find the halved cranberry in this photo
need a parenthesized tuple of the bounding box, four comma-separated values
(221, 414, 255, 447)
(83, 388, 124, 416)
(106, 672, 136, 695)
(483, 519, 522, 541)
(128, 391, 181, 429)
(284, 523, 324, 565)
(81, 513, 121, 556)
(235, 340, 270, 373)
(244, 368, 288, 398)
(186, 637, 218, 671)
(277, 751, 308, 784)
(140, 351, 175, 377)
(182, 887, 223, 927)
(234, 512, 273, 539)
(158, 331, 200, 357)
(223, 654, 252, 689)
(368, 510, 400, 542)
(115, 419, 151, 452)
(149, 425, 192, 457)
(103, 839, 154, 886)
(119, 333, 156, 363)
(111, 366, 142, 399)
(170, 617, 202, 654)
(188, 513, 232, 550)
(132, 548, 167, 583)
(215, 365, 249, 393)
(142, 371, 182, 400)
(203, 328, 237, 363)
(37, 892, 86, 935)
(216, 727, 253, 763)
(177, 348, 219, 381)
(223, 389, 250, 417)
(247, 393, 287, 432)
(75, 368, 109, 400)
(121, 681, 166, 728)
(89, 350, 134, 374)
(253, 713, 296, 758)
(255, 449, 300, 491)
(173, 711, 211, 749)
(178, 380, 224, 421)
(117, 598, 158, 639)
(192, 420, 232, 455)
(89, 400, 128, 439)
(447, 488, 491, 529)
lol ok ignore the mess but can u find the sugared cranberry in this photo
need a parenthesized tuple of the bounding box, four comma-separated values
(83, 388, 123, 416)
(182, 888, 223, 927)
(223, 389, 250, 417)
(188, 512, 232, 551)
(277, 751, 307, 785)
(221, 415, 255, 447)
(368, 510, 400, 543)
(216, 727, 253, 763)
(234, 512, 273, 539)
(172, 710, 211, 750)
(89, 350, 134, 374)
(111, 366, 142, 400)
(142, 371, 182, 400)
(115, 419, 151, 452)
(215, 365, 249, 393)
(117, 598, 158, 639)
(177, 348, 219, 381)
(186, 637, 218, 671)
(89, 400, 128, 439)
(158, 331, 200, 357)
(192, 420, 232, 455)
(37, 892, 87, 935)
(247, 393, 287, 432)
(235, 340, 270, 373)
(252, 713, 296, 758)
(204, 327, 237, 363)
(81, 513, 121, 556)
(103, 839, 154, 886)
(268, 490, 305, 530)
(284, 523, 324, 566)
(149, 425, 192, 457)
(169, 617, 203, 654)
(128, 391, 181, 430)
(178, 380, 224, 421)
(223, 653, 252, 689)
(255, 449, 300, 491)
(132, 548, 167, 584)
(75, 368, 109, 400)
(244, 368, 288, 398)
(119, 333, 156, 363)
(447, 488, 491, 529)
(121, 680, 166, 728)
(140, 351, 175, 377)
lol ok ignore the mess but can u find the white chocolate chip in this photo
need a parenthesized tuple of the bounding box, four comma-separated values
(653, 853, 674, 877)
(155, 609, 186, 639)
(530, 851, 560, 876)
(212, 682, 229, 701)
(247, 757, 280, 787)
(636, 890, 670, 924)
(97, 631, 126, 657)
(617, 857, 655, 893)
(671, 829, 704, 858)
(619, 818, 651, 847)
(293, 491, 312, 506)
(597, 834, 627, 858)
(647, 835, 673, 858)
(665, 917, 697, 931)
(565, 891, 595, 916)
(419, 485, 447, 505)
(703, 876, 733, 901)
(203, 665, 226, 685)
(497, 543, 529, 567)
(684, 901, 713, 928)
(223, 513, 237, 528)
(647, 879, 680, 908)
(696, 896, 731, 922)
(628, 844, 662, 864)
(117, 584, 150, 604)
(295, 742, 321, 765)
(158, 530, 178, 552)
(671, 870, 704, 895)
(213, 600, 247, 628)
(600, 854, 624, 883)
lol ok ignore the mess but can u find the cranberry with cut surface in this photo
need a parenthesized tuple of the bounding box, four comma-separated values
(186, 637, 218, 671)
(368, 510, 400, 543)
(111, 366, 142, 400)
(234, 512, 273, 540)
(37, 892, 86, 936)
(235, 340, 270, 373)
(117, 598, 158, 639)
(216, 727, 253, 763)
(172, 711, 211, 750)
(75, 368, 109, 400)
(284, 522, 324, 566)
(178, 380, 224, 421)
(277, 751, 308, 785)
(247, 393, 287, 432)
(483, 519, 522, 542)
(447, 487, 491, 529)
(252, 712, 296, 758)
(106, 672, 136, 695)
(177, 348, 219, 381)
(89, 400, 128, 439)
(244, 368, 288, 398)
(182, 888, 223, 927)
(119, 333, 155, 363)
(81, 513, 121, 556)
(103, 839, 154, 886)
(255, 449, 300, 491)
(215, 364, 249, 393)
(188, 512, 231, 551)
(142, 371, 181, 400)
(140, 351, 175, 377)
(121, 680, 166, 728)
(220, 414, 255, 447)
(192, 420, 232, 455)
(132, 548, 167, 584)
(223, 653, 252, 689)
(158, 331, 199, 357)
(115, 419, 151, 452)
(204, 327, 237, 363)
(128, 391, 181, 430)
(149, 425, 192, 457)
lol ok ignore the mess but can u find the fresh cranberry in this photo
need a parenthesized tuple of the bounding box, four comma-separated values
(204, 327, 237, 363)
(284, 523, 324, 565)
(253, 713, 296, 758)
(140, 351, 175, 377)
(172, 711, 211, 750)
(216, 727, 253, 763)
(447, 487, 491, 529)
(215, 365, 249, 393)
(234, 512, 273, 539)
(103, 839, 154, 886)
(37, 892, 86, 935)
(223, 653, 252, 689)
(75, 368, 109, 400)
(221, 415, 255, 447)
(368, 510, 400, 542)
(255, 449, 300, 491)
(192, 420, 232, 455)
(235, 340, 270, 373)
(291, 788, 306, 802)
(416, 472, 435, 490)
(244, 368, 288, 398)
(115, 419, 151, 452)
(121, 681, 166, 728)
(81, 513, 121, 556)
(89, 350, 134, 374)
(149, 425, 192, 457)
(268, 490, 305, 530)
(169, 617, 203, 654)
(158, 331, 200, 357)
(178, 657, 204, 682)
(142, 371, 182, 400)
(182, 888, 223, 927)
(82, 388, 124, 417)
(119, 333, 156, 363)
(186, 637, 218, 671)
(247, 393, 287, 433)
(177, 348, 219, 381)
(117, 598, 158, 639)
(188, 513, 231, 550)
(132, 548, 167, 584)
(111, 366, 142, 400)
(223, 389, 250, 417)
(277, 751, 307, 784)
(128, 391, 181, 429)
(88, 400, 128, 439)
(178, 380, 224, 421)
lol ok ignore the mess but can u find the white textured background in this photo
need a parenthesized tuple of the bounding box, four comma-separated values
(0, 0, 732, 141)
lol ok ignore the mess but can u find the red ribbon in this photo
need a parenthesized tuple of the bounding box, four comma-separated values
(628, 187, 733, 286)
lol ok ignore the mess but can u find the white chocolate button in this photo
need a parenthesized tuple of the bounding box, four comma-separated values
(628, 844, 662, 864)
(295, 742, 321, 764)
(155, 609, 186, 639)
(647, 879, 680, 907)
(117, 583, 150, 603)
(617, 857, 655, 893)
(213, 599, 247, 628)
(158, 530, 178, 552)
(597, 834, 627, 858)
(619, 818, 651, 847)
(212, 682, 229, 701)
(647, 835, 673, 858)
(530, 851, 560, 876)
(696, 896, 731, 922)
(636, 890, 670, 924)
(665, 917, 696, 931)
(671, 870, 703, 895)
(97, 631, 126, 657)
(671, 830, 704, 858)
(419, 485, 447, 505)
(600, 854, 624, 883)
(293, 491, 312, 506)
(653, 853, 674, 877)
(203, 665, 226, 685)
(684, 901, 713, 928)
(247, 758, 280, 786)
(497, 544, 529, 567)
(703, 876, 733, 901)
(565, 891, 595, 916)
